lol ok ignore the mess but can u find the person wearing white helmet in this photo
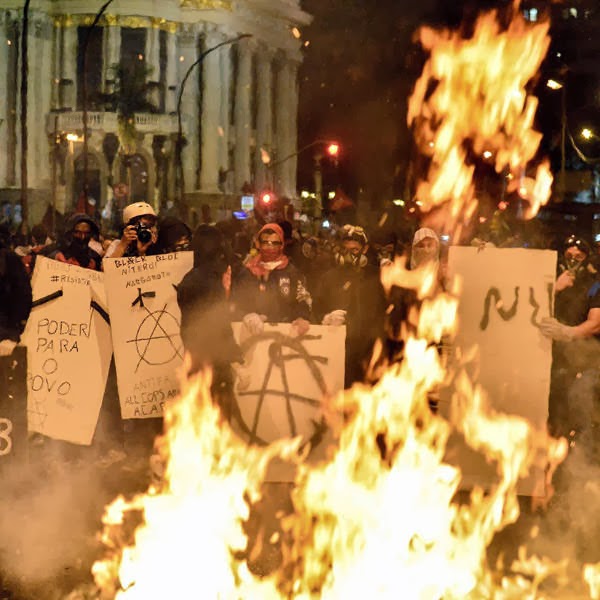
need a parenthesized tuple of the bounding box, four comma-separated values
(104, 201, 159, 259)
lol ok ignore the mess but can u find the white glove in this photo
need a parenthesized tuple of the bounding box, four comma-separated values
(0, 339, 17, 357)
(540, 317, 576, 342)
(322, 309, 346, 326)
(243, 313, 266, 336)
(232, 361, 252, 392)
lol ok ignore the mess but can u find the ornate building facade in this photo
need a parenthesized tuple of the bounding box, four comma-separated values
(0, 0, 311, 224)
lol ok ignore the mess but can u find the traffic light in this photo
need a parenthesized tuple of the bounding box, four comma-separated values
(261, 192, 273, 205)
(326, 143, 340, 157)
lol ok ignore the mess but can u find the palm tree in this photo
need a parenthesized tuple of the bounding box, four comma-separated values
(100, 61, 159, 155)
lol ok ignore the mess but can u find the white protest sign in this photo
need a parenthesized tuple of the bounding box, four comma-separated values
(231, 323, 345, 480)
(443, 247, 556, 495)
(103, 252, 193, 419)
(22, 256, 112, 445)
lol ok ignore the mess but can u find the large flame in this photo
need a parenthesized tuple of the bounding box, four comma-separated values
(93, 372, 295, 598)
(408, 0, 553, 224)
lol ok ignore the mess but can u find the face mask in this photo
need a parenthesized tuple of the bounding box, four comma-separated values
(411, 247, 438, 269)
(260, 247, 283, 263)
(71, 235, 90, 249)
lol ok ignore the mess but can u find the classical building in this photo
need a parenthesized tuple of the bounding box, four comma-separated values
(0, 0, 311, 225)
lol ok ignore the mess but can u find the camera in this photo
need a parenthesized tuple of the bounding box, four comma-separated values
(135, 223, 153, 244)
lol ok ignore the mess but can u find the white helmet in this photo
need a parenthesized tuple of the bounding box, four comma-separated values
(123, 202, 156, 224)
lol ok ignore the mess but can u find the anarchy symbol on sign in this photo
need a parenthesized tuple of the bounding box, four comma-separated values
(234, 331, 329, 450)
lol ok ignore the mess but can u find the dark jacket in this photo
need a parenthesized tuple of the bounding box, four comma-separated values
(235, 261, 312, 323)
(313, 263, 386, 386)
(177, 265, 242, 372)
(0, 246, 32, 342)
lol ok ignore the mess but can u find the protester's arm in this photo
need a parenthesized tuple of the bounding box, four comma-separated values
(541, 308, 600, 341)
(107, 226, 138, 258)
(572, 308, 600, 338)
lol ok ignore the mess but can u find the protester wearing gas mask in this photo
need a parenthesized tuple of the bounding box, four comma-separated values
(368, 228, 399, 267)
(48, 213, 102, 270)
(313, 224, 387, 387)
(104, 202, 160, 259)
(541, 234, 600, 448)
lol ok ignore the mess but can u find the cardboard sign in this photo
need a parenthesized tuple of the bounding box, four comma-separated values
(231, 323, 345, 480)
(103, 252, 193, 419)
(0, 348, 28, 470)
(22, 256, 112, 445)
(443, 247, 556, 495)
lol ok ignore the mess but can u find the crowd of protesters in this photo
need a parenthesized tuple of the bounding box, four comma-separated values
(0, 196, 599, 469)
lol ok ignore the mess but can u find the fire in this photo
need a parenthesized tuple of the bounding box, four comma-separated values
(277, 292, 566, 599)
(92, 371, 296, 598)
(88, 2, 577, 598)
(407, 0, 553, 224)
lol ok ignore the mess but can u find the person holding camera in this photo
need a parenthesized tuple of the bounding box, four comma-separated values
(104, 201, 160, 259)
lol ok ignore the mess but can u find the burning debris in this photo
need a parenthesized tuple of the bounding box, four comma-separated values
(407, 0, 553, 230)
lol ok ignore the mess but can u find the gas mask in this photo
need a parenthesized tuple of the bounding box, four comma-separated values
(565, 254, 586, 276)
(335, 249, 368, 268)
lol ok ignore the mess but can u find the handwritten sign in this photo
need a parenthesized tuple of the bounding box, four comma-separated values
(22, 257, 112, 445)
(0, 348, 28, 470)
(103, 252, 193, 419)
(443, 247, 556, 495)
(231, 323, 345, 481)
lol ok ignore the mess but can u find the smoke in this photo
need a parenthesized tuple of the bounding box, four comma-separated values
(0, 442, 130, 599)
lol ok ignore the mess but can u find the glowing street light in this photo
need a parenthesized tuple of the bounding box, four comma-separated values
(326, 143, 340, 157)
(581, 128, 594, 140)
(546, 79, 563, 90)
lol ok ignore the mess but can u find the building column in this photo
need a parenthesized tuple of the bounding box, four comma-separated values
(145, 22, 160, 107)
(286, 60, 299, 201)
(199, 27, 222, 193)
(60, 20, 77, 110)
(0, 11, 9, 187)
(254, 44, 274, 193)
(218, 35, 232, 184)
(50, 17, 61, 109)
(102, 22, 120, 94)
(26, 14, 40, 188)
(178, 26, 200, 193)
(33, 16, 53, 189)
(233, 37, 252, 193)
(165, 27, 178, 114)
(274, 55, 292, 197)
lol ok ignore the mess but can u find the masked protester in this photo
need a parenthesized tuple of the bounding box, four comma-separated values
(156, 216, 192, 254)
(47, 213, 102, 270)
(541, 235, 600, 451)
(313, 224, 387, 388)
(104, 201, 160, 259)
(368, 227, 399, 267)
(382, 228, 447, 408)
(235, 223, 312, 337)
(177, 225, 243, 422)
